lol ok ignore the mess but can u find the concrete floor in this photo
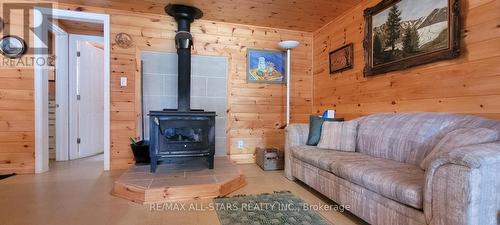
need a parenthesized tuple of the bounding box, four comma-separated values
(0, 155, 367, 225)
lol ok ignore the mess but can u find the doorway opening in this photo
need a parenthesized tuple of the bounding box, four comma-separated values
(51, 20, 105, 162)
(34, 8, 111, 173)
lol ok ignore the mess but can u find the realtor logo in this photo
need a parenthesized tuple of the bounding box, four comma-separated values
(0, 3, 52, 58)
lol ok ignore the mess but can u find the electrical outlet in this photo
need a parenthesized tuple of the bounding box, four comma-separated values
(237, 140, 244, 149)
(120, 77, 128, 87)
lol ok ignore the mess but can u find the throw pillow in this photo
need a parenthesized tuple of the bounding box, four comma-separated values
(306, 116, 324, 146)
(419, 128, 499, 170)
(306, 116, 344, 146)
(317, 121, 358, 152)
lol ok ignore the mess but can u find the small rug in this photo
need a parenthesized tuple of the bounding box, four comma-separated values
(0, 173, 15, 180)
(214, 191, 332, 225)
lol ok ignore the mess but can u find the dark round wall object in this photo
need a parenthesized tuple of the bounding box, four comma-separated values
(0, 35, 27, 58)
(165, 4, 203, 21)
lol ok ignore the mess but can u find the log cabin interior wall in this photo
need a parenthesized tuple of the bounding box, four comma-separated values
(0, 3, 313, 173)
(60, 4, 312, 170)
(2, 0, 499, 173)
(0, 63, 35, 174)
(0, 6, 35, 174)
(313, 0, 500, 120)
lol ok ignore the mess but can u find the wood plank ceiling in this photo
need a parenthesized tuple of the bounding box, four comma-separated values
(53, 19, 104, 36)
(55, 0, 361, 32)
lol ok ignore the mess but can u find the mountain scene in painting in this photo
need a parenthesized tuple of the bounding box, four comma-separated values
(371, 0, 449, 66)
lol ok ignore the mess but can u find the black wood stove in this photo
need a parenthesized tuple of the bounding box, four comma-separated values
(149, 4, 216, 173)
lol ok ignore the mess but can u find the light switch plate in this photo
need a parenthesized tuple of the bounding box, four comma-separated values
(120, 77, 127, 87)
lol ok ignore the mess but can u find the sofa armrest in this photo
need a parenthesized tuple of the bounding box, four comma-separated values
(424, 142, 500, 225)
(284, 124, 309, 180)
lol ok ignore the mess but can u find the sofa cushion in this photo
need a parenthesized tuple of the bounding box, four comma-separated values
(291, 145, 371, 172)
(317, 121, 358, 152)
(356, 113, 469, 165)
(330, 156, 425, 209)
(419, 128, 499, 170)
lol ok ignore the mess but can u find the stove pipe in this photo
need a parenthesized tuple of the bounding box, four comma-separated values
(165, 4, 203, 111)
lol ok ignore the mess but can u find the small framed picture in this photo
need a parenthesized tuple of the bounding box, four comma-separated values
(329, 43, 354, 74)
(247, 49, 286, 83)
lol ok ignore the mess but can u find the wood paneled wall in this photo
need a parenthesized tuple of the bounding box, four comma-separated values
(56, 5, 313, 169)
(313, 0, 500, 120)
(12, 0, 499, 173)
(0, 2, 312, 173)
(0, 68, 35, 174)
(0, 6, 35, 173)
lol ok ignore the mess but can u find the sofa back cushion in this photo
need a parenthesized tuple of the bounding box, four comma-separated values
(317, 121, 358, 152)
(356, 113, 470, 165)
(419, 128, 499, 170)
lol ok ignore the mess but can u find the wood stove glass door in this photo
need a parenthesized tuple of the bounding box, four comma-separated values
(157, 118, 211, 154)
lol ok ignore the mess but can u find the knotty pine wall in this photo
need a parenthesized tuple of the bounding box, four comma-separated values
(0, 69, 35, 174)
(1, 0, 498, 173)
(313, 0, 500, 120)
(57, 5, 313, 169)
(0, 2, 313, 173)
(0, 6, 35, 174)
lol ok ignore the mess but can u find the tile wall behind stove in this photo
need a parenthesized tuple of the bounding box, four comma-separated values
(141, 51, 228, 156)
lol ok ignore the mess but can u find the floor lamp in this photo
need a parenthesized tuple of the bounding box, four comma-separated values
(279, 40, 300, 126)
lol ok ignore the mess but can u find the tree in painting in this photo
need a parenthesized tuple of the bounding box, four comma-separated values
(373, 33, 383, 56)
(384, 5, 402, 53)
(371, 0, 449, 66)
(403, 26, 419, 54)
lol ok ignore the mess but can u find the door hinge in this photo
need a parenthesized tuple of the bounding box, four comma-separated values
(77, 138, 81, 144)
(76, 51, 81, 57)
(76, 94, 81, 100)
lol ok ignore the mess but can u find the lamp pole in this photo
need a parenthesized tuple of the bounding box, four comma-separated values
(279, 40, 299, 126)
(286, 48, 291, 125)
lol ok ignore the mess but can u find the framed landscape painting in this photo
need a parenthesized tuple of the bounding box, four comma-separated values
(363, 0, 461, 76)
(247, 49, 286, 83)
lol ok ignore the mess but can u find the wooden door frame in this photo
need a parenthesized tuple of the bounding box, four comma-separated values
(34, 8, 111, 173)
(50, 22, 70, 161)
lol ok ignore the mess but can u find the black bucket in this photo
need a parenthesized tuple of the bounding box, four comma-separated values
(130, 139, 150, 164)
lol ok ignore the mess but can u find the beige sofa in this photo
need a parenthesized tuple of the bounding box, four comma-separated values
(285, 113, 500, 225)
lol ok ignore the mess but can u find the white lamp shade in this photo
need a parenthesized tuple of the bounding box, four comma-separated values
(278, 40, 300, 50)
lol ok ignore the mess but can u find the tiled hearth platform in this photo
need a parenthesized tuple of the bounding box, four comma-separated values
(112, 157, 246, 204)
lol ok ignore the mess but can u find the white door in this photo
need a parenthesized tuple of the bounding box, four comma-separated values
(54, 29, 69, 161)
(68, 34, 104, 160)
